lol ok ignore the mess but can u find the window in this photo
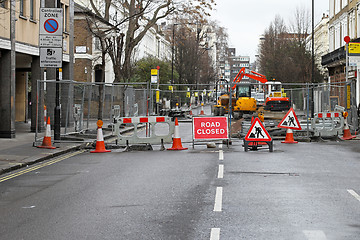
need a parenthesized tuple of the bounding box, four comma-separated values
(335, 0, 340, 14)
(342, 0, 347, 9)
(329, 0, 334, 18)
(94, 37, 102, 51)
(0, 0, 6, 8)
(30, 0, 35, 20)
(64, 5, 68, 32)
(20, 0, 24, 16)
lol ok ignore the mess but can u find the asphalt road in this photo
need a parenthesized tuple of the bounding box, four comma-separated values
(0, 120, 360, 240)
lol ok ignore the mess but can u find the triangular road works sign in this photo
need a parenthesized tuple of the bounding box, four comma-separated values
(245, 117, 272, 142)
(278, 108, 302, 130)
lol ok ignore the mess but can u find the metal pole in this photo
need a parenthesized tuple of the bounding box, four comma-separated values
(65, 80, 72, 134)
(310, 0, 315, 118)
(87, 84, 92, 129)
(35, 80, 39, 143)
(306, 83, 310, 138)
(54, 68, 61, 140)
(171, 24, 175, 109)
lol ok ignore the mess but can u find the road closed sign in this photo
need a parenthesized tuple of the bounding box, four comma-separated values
(193, 117, 228, 140)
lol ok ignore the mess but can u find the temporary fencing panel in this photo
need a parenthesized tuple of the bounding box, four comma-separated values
(114, 116, 175, 145)
(35, 80, 148, 143)
(311, 111, 344, 138)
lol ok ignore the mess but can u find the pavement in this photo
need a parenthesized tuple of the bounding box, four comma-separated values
(0, 108, 201, 176)
(0, 122, 89, 175)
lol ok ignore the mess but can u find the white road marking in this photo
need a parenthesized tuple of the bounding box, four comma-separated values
(219, 150, 224, 161)
(213, 187, 223, 212)
(303, 230, 327, 240)
(22, 205, 36, 209)
(347, 189, 360, 202)
(210, 228, 220, 240)
(217, 164, 224, 179)
(219, 144, 223, 149)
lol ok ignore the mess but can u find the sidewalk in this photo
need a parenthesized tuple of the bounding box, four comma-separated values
(0, 122, 85, 175)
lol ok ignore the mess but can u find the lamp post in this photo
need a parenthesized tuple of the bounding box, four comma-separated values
(311, 0, 314, 118)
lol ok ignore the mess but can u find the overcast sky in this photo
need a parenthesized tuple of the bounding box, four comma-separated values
(210, 0, 329, 62)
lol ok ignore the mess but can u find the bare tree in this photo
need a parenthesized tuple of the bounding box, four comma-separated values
(87, 0, 215, 82)
(258, 11, 323, 84)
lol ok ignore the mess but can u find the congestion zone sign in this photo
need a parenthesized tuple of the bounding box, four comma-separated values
(193, 117, 228, 140)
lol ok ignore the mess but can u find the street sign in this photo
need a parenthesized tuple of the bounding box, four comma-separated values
(245, 117, 272, 142)
(39, 35, 62, 47)
(151, 69, 158, 83)
(151, 75, 158, 83)
(277, 108, 302, 130)
(193, 117, 228, 140)
(349, 42, 360, 55)
(39, 8, 63, 68)
(39, 8, 63, 35)
(40, 48, 62, 67)
(151, 69, 158, 75)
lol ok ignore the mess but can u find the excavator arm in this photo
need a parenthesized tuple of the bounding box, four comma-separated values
(231, 67, 267, 90)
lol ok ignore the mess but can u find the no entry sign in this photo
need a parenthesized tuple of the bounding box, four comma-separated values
(193, 117, 228, 140)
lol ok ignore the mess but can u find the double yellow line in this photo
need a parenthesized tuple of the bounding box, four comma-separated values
(0, 150, 85, 183)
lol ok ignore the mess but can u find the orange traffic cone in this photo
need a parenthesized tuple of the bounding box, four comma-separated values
(91, 120, 111, 153)
(341, 119, 356, 140)
(37, 117, 56, 149)
(282, 129, 298, 144)
(200, 103, 205, 115)
(167, 118, 188, 150)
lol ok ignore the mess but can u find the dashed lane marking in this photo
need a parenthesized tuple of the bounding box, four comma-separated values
(217, 164, 224, 179)
(210, 228, 220, 240)
(219, 144, 223, 149)
(0, 150, 85, 183)
(303, 230, 327, 240)
(213, 187, 223, 212)
(219, 150, 224, 161)
(347, 189, 360, 202)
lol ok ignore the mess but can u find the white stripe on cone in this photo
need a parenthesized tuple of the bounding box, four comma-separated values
(97, 127, 104, 141)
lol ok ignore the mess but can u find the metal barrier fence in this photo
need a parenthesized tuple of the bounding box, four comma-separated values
(282, 81, 358, 129)
(35, 80, 149, 140)
(35, 79, 359, 143)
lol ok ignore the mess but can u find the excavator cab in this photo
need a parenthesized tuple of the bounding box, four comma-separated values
(236, 84, 251, 98)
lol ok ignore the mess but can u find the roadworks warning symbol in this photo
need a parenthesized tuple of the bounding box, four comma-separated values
(278, 108, 302, 130)
(245, 117, 272, 142)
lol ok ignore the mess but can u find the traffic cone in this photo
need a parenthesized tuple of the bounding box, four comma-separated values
(341, 119, 356, 140)
(37, 117, 56, 149)
(281, 129, 298, 144)
(91, 125, 111, 153)
(200, 103, 205, 115)
(167, 118, 188, 150)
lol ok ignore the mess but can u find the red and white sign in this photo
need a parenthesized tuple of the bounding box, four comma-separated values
(245, 117, 272, 142)
(278, 108, 302, 130)
(193, 117, 228, 140)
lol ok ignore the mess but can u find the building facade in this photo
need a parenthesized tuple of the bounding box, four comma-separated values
(0, 0, 73, 137)
(322, 0, 360, 106)
(219, 48, 250, 82)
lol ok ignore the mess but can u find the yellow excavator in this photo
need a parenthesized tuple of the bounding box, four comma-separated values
(213, 68, 268, 119)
